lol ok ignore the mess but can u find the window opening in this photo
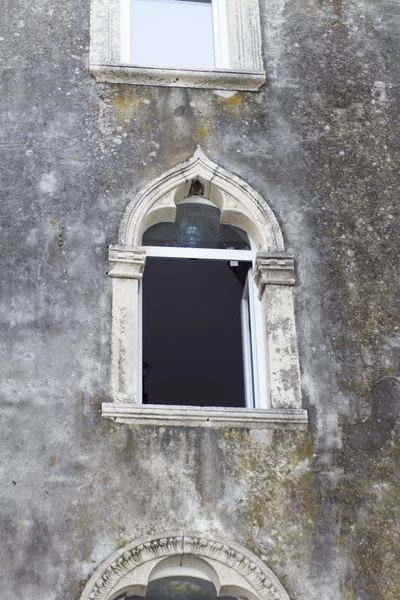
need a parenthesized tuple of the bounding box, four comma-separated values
(140, 196, 266, 409)
(128, 0, 216, 69)
(142, 257, 250, 407)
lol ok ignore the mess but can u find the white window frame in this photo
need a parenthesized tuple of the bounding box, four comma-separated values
(102, 148, 308, 428)
(120, 0, 230, 69)
(139, 242, 268, 410)
(90, 0, 266, 90)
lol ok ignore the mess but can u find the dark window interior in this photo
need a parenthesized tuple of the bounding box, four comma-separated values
(143, 258, 249, 407)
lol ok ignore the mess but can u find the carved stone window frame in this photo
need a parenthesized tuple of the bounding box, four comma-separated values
(79, 532, 292, 600)
(89, 0, 266, 90)
(103, 148, 307, 428)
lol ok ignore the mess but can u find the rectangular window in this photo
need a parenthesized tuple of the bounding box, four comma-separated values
(129, 0, 216, 69)
(91, 0, 266, 90)
(142, 257, 249, 408)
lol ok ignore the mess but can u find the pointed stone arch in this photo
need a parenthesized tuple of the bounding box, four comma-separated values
(79, 532, 291, 600)
(118, 147, 284, 251)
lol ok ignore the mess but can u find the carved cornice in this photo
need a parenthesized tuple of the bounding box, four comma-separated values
(81, 533, 291, 600)
(254, 253, 295, 299)
(108, 245, 146, 279)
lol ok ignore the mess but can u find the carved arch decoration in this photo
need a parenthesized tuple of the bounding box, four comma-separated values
(118, 146, 284, 252)
(79, 532, 291, 600)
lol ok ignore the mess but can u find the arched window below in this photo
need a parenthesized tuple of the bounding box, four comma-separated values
(113, 576, 239, 600)
(79, 533, 291, 600)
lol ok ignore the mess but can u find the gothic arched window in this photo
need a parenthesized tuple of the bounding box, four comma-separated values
(104, 149, 307, 428)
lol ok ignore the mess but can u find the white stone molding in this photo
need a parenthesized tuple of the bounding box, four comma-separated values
(119, 147, 284, 252)
(226, 0, 263, 70)
(79, 532, 291, 600)
(254, 253, 296, 298)
(101, 405, 308, 427)
(109, 246, 146, 404)
(104, 148, 306, 423)
(89, 64, 266, 91)
(89, 0, 266, 90)
(254, 254, 302, 410)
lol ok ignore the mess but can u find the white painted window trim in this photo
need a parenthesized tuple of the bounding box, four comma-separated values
(212, 0, 230, 69)
(120, 0, 131, 64)
(144, 246, 253, 261)
(103, 148, 308, 428)
(141, 243, 266, 410)
(89, 0, 266, 90)
(241, 274, 254, 409)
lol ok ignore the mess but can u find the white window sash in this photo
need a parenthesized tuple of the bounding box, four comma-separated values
(143, 245, 254, 261)
(140, 245, 268, 408)
(137, 282, 143, 403)
(121, 0, 131, 62)
(212, 0, 230, 69)
(241, 274, 254, 409)
(248, 262, 269, 409)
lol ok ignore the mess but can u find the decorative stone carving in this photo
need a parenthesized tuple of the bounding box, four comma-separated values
(118, 147, 284, 252)
(79, 532, 291, 600)
(108, 247, 146, 404)
(254, 254, 301, 410)
(254, 253, 295, 300)
(108, 246, 146, 280)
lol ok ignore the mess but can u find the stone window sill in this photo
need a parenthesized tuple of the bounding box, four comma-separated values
(89, 63, 266, 91)
(102, 403, 308, 428)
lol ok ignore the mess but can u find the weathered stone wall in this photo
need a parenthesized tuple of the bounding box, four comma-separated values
(1, 0, 399, 598)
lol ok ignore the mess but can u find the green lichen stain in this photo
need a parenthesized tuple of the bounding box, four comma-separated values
(117, 534, 129, 548)
(229, 428, 316, 577)
(110, 91, 142, 120)
(332, 0, 342, 29)
(332, 0, 343, 18)
(222, 92, 243, 108)
(335, 431, 400, 599)
(343, 579, 353, 600)
(211, 92, 244, 114)
(195, 125, 209, 141)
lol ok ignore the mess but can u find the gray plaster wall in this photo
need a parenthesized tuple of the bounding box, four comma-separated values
(1, 0, 400, 599)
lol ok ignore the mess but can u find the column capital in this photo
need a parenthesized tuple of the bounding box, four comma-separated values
(108, 245, 146, 279)
(254, 252, 295, 298)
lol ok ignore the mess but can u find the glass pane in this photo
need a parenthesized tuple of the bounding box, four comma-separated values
(130, 0, 215, 69)
(115, 577, 238, 600)
(147, 577, 217, 600)
(142, 201, 251, 249)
